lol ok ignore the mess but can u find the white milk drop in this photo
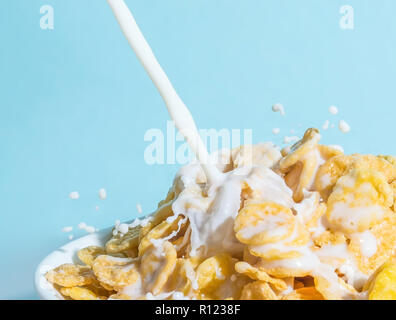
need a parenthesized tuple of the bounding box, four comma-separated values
(329, 106, 338, 115)
(339, 120, 351, 133)
(99, 188, 107, 200)
(352, 231, 377, 258)
(62, 226, 73, 233)
(69, 191, 79, 200)
(272, 103, 285, 115)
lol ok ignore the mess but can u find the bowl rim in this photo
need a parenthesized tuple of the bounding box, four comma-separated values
(34, 226, 112, 300)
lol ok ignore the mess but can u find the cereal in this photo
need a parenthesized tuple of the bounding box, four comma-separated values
(279, 128, 342, 202)
(45, 264, 94, 288)
(234, 202, 295, 245)
(99, 281, 115, 292)
(86, 280, 115, 297)
(293, 191, 326, 231)
(92, 255, 140, 290)
(315, 155, 396, 201)
(349, 212, 396, 275)
(282, 287, 324, 300)
(196, 254, 241, 299)
(106, 225, 141, 257)
(60, 287, 101, 300)
(140, 241, 177, 295)
(378, 155, 396, 167)
(235, 261, 287, 291)
(138, 215, 186, 256)
(365, 259, 396, 300)
(164, 259, 191, 293)
(78, 246, 106, 266)
(314, 155, 354, 200)
(314, 274, 358, 300)
(242, 247, 259, 265)
(326, 168, 393, 234)
(108, 293, 132, 300)
(240, 281, 278, 300)
(248, 221, 309, 261)
(313, 230, 346, 248)
(46, 128, 396, 300)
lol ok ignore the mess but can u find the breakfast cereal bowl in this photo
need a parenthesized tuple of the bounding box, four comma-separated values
(36, 129, 396, 300)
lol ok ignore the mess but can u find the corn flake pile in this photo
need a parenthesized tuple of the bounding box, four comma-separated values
(46, 128, 396, 300)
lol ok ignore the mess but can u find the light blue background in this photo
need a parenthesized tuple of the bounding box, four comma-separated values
(1, 0, 395, 299)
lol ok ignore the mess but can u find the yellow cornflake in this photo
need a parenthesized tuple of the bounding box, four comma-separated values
(196, 253, 244, 299)
(92, 255, 139, 291)
(378, 155, 396, 167)
(248, 221, 309, 261)
(279, 128, 342, 202)
(235, 261, 287, 291)
(105, 225, 141, 257)
(315, 154, 396, 201)
(314, 275, 358, 300)
(282, 287, 324, 300)
(242, 247, 259, 265)
(349, 212, 396, 275)
(326, 168, 393, 234)
(85, 280, 114, 297)
(77, 246, 106, 266)
(252, 255, 312, 279)
(45, 264, 94, 288)
(366, 259, 396, 300)
(313, 230, 346, 248)
(108, 293, 132, 300)
(138, 215, 186, 256)
(140, 241, 177, 295)
(234, 202, 295, 246)
(240, 281, 278, 300)
(60, 287, 101, 300)
(162, 258, 195, 296)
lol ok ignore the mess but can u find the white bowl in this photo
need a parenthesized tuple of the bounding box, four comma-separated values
(34, 227, 112, 300)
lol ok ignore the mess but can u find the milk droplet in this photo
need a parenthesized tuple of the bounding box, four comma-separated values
(339, 120, 351, 133)
(329, 106, 338, 115)
(272, 103, 285, 116)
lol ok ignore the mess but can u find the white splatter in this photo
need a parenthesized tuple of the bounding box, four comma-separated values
(69, 191, 79, 200)
(329, 106, 339, 115)
(272, 103, 285, 116)
(99, 188, 107, 200)
(272, 128, 280, 135)
(339, 120, 351, 133)
(62, 226, 73, 233)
